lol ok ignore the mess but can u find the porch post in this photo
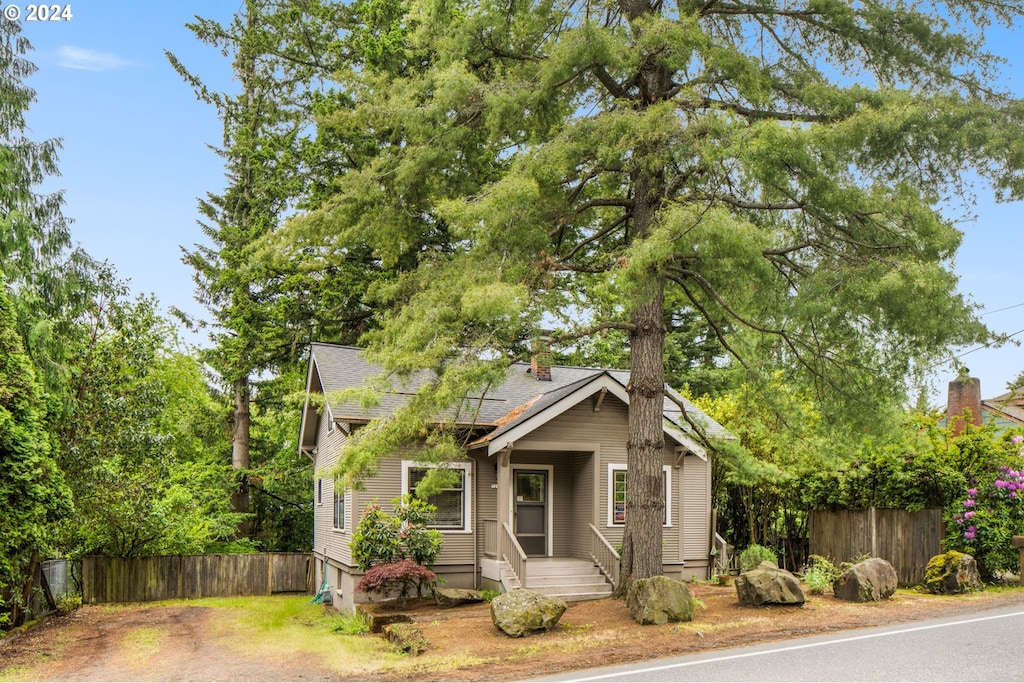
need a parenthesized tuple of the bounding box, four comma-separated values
(497, 446, 512, 529)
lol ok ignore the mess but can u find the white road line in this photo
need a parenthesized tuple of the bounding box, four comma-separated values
(565, 609, 1024, 682)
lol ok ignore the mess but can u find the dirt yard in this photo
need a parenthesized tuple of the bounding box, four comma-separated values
(2, 584, 1023, 682)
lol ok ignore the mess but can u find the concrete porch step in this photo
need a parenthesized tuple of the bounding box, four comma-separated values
(526, 573, 604, 586)
(521, 558, 612, 601)
(527, 582, 613, 599)
(525, 558, 603, 576)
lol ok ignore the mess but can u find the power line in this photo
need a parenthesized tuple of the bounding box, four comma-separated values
(980, 302, 1024, 317)
(951, 327, 1024, 361)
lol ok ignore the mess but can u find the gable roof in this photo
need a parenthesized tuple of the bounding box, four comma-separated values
(939, 381, 1024, 432)
(982, 388, 1024, 427)
(300, 342, 731, 457)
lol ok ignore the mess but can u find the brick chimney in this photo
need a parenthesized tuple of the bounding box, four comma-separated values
(529, 335, 553, 382)
(948, 369, 982, 435)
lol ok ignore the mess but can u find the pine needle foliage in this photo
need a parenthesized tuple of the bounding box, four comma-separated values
(281, 0, 1024, 588)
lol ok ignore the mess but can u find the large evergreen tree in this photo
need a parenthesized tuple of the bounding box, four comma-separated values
(287, 0, 1024, 589)
(0, 16, 96, 395)
(170, 0, 378, 543)
(0, 284, 72, 626)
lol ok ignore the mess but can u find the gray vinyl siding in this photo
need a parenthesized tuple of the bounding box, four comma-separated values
(474, 453, 497, 559)
(682, 454, 711, 562)
(312, 415, 353, 566)
(349, 449, 477, 567)
(570, 452, 594, 558)
(512, 397, 701, 564)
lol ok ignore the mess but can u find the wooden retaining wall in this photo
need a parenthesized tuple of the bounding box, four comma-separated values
(82, 553, 310, 604)
(808, 508, 944, 587)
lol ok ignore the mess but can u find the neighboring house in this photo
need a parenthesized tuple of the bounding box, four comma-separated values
(943, 373, 1024, 434)
(299, 343, 732, 610)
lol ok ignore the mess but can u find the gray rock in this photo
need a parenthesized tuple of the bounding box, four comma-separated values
(626, 575, 694, 625)
(735, 561, 806, 606)
(833, 558, 898, 602)
(924, 551, 983, 594)
(490, 589, 567, 637)
(433, 587, 486, 608)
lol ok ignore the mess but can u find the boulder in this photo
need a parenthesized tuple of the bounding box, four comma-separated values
(490, 589, 567, 637)
(734, 561, 806, 606)
(434, 587, 486, 608)
(923, 551, 982, 594)
(625, 575, 695, 625)
(833, 558, 898, 602)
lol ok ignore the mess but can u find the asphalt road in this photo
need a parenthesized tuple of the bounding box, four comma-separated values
(534, 604, 1024, 682)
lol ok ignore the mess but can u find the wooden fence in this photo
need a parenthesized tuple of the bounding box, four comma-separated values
(83, 553, 310, 604)
(808, 508, 944, 586)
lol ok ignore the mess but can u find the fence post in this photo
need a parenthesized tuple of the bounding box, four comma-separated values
(1013, 536, 1024, 579)
(868, 507, 876, 558)
(267, 554, 274, 595)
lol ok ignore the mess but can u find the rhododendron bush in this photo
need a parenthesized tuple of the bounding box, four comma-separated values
(946, 435, 1024, 580)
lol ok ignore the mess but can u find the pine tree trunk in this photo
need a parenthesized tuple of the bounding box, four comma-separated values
(231, 377, 252, 538)
(616, 171, 667, 595)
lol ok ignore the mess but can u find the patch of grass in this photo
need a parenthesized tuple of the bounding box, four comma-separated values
(672, 617, 766, 635)
(174, 596, 400, 676)
(0, 627, 73, 682)
(328, 610, 370, 635)
(558, 621, 593, 634)
(378, 651, 495, 677)
(119, 627, 165, 665)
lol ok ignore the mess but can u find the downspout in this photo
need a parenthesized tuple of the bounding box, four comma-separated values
(473, 455, 479, 589)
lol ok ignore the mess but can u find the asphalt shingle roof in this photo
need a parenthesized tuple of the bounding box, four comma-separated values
(308, 342, 730, 444)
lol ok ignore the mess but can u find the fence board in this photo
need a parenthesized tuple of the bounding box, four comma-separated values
(272, 554, 309, 593)
(83, 553, 310, 603)
(809, 508, 943, 586)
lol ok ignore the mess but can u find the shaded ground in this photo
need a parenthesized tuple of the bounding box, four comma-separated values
(2, 584, 1023, 681)
(0, 604, 337, 682)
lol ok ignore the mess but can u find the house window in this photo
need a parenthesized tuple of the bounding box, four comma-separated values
(316, 478, 323, 506)
(607, 464, 671, 527)
(333, 476, 345, 530)
(401, 461, 472, 532)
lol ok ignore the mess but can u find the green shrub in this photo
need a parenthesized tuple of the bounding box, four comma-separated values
(943, 440, 1024, 581)
(351, 496, 443, 572)
(739, 544, 778, 571)
(802, 555, 839, 594)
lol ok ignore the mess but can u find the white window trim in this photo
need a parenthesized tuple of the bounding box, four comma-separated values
(316, 478, 323, 506)
(401, 460, 473, 534)
(606, 463, 672, 528)
(326, 405, 335, 433)
(332, 476, 347, 532)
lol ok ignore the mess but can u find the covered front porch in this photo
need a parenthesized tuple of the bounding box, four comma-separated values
(476, 447, 620, 600)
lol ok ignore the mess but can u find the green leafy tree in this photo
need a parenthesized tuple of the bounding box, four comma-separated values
(0, 285, 72, 626)
(286, 0, 1024, 591)
(52, 276, 246, 558)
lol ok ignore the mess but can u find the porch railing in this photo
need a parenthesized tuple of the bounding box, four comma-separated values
(712, 532, 733, 575)
(483, 518, 498, 558)
(589, 524, 620, 591)
(500, 521, 528, 589)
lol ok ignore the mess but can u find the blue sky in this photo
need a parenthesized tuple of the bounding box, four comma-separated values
(16, 2, 1024, 406)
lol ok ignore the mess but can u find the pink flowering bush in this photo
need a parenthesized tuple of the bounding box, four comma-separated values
(946, 434, 1024, 580)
